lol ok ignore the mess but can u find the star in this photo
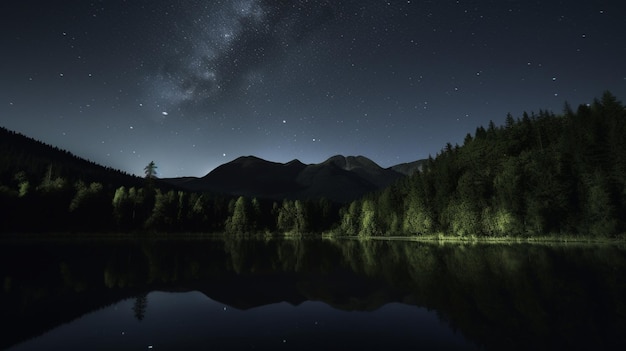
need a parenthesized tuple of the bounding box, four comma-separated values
(0, 0, 623, 177)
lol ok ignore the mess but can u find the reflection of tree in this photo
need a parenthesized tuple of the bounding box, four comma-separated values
(3, 239, 626, 349)
(133, 293, 148, 321)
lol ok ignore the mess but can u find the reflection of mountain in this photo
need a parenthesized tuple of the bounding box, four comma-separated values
(190, 269, 399, 312)
(164, 155, 410, 202)
(1, 239, 625, 350)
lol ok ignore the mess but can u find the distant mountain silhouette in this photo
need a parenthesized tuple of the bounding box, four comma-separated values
(1, 125, 425, 203)
(165, 155, 410, 202)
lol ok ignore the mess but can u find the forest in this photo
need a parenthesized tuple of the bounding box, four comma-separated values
(339, 91, 626, 239)
(1, 91, 625, 238)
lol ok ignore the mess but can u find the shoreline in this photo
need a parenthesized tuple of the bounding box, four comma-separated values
(322, 234, 626, 248)
(2, 231, 625, 247)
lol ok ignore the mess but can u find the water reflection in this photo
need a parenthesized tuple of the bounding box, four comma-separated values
(9, 291, 475, 350)
(1, 237, 625, 350)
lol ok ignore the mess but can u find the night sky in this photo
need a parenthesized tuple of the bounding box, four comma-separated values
(2, 1, 625, 177)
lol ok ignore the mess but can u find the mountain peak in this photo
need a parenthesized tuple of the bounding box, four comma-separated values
(286, 159, 305, 166)
(231, 155, 268, 166)
(324, 155, 382, 171)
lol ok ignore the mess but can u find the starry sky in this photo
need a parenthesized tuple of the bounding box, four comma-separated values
(1, 1, 625, 177)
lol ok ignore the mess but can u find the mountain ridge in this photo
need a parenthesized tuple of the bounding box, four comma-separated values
(1, 125, 425, 203)
(164, 154, 423, 202)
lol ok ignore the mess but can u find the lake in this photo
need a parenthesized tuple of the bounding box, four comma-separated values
(1, 236, 625, 350)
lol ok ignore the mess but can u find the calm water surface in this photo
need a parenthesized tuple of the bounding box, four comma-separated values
(1, 237, 625, 350)
(8, 292, 472, 350)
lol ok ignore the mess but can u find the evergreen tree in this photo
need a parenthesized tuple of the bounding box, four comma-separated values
(277, 199, 296, 233)
(145, 190, 179, 231)
(144, 161, 157, 179)
(226, 196, 250, 234)
(294, 200, 308, 233)
(340, 201, 361, 236)
(359, 199, 380, 237)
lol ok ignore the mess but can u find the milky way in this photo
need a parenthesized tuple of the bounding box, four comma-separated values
(147, 1, 339, 110)
(1, 1, 625, 177)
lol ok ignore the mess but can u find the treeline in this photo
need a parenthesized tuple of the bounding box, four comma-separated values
(337, 91, 626, 238)
(0, 170, 339, 233)
(2, 92, 625, 237)
(0, 127, 341, 234)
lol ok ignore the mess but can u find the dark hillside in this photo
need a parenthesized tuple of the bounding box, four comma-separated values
(337, 91, 626, 238)
(0, 126, 144, 188)
(200, 156, 307, 196)
(164, 155, 405, 203)
(0, 126, 173, 232)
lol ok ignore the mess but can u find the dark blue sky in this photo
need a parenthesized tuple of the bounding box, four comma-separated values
(1, 0, 625, 177)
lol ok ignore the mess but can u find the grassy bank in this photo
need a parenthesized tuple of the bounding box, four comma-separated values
(323, 232, 626, 246)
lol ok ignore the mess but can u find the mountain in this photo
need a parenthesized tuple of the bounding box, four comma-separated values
(390, 159, 427, 176)
(0, 126, 145, 188)
(165, 155, 408, 203)
(0, 125, 421, 203)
